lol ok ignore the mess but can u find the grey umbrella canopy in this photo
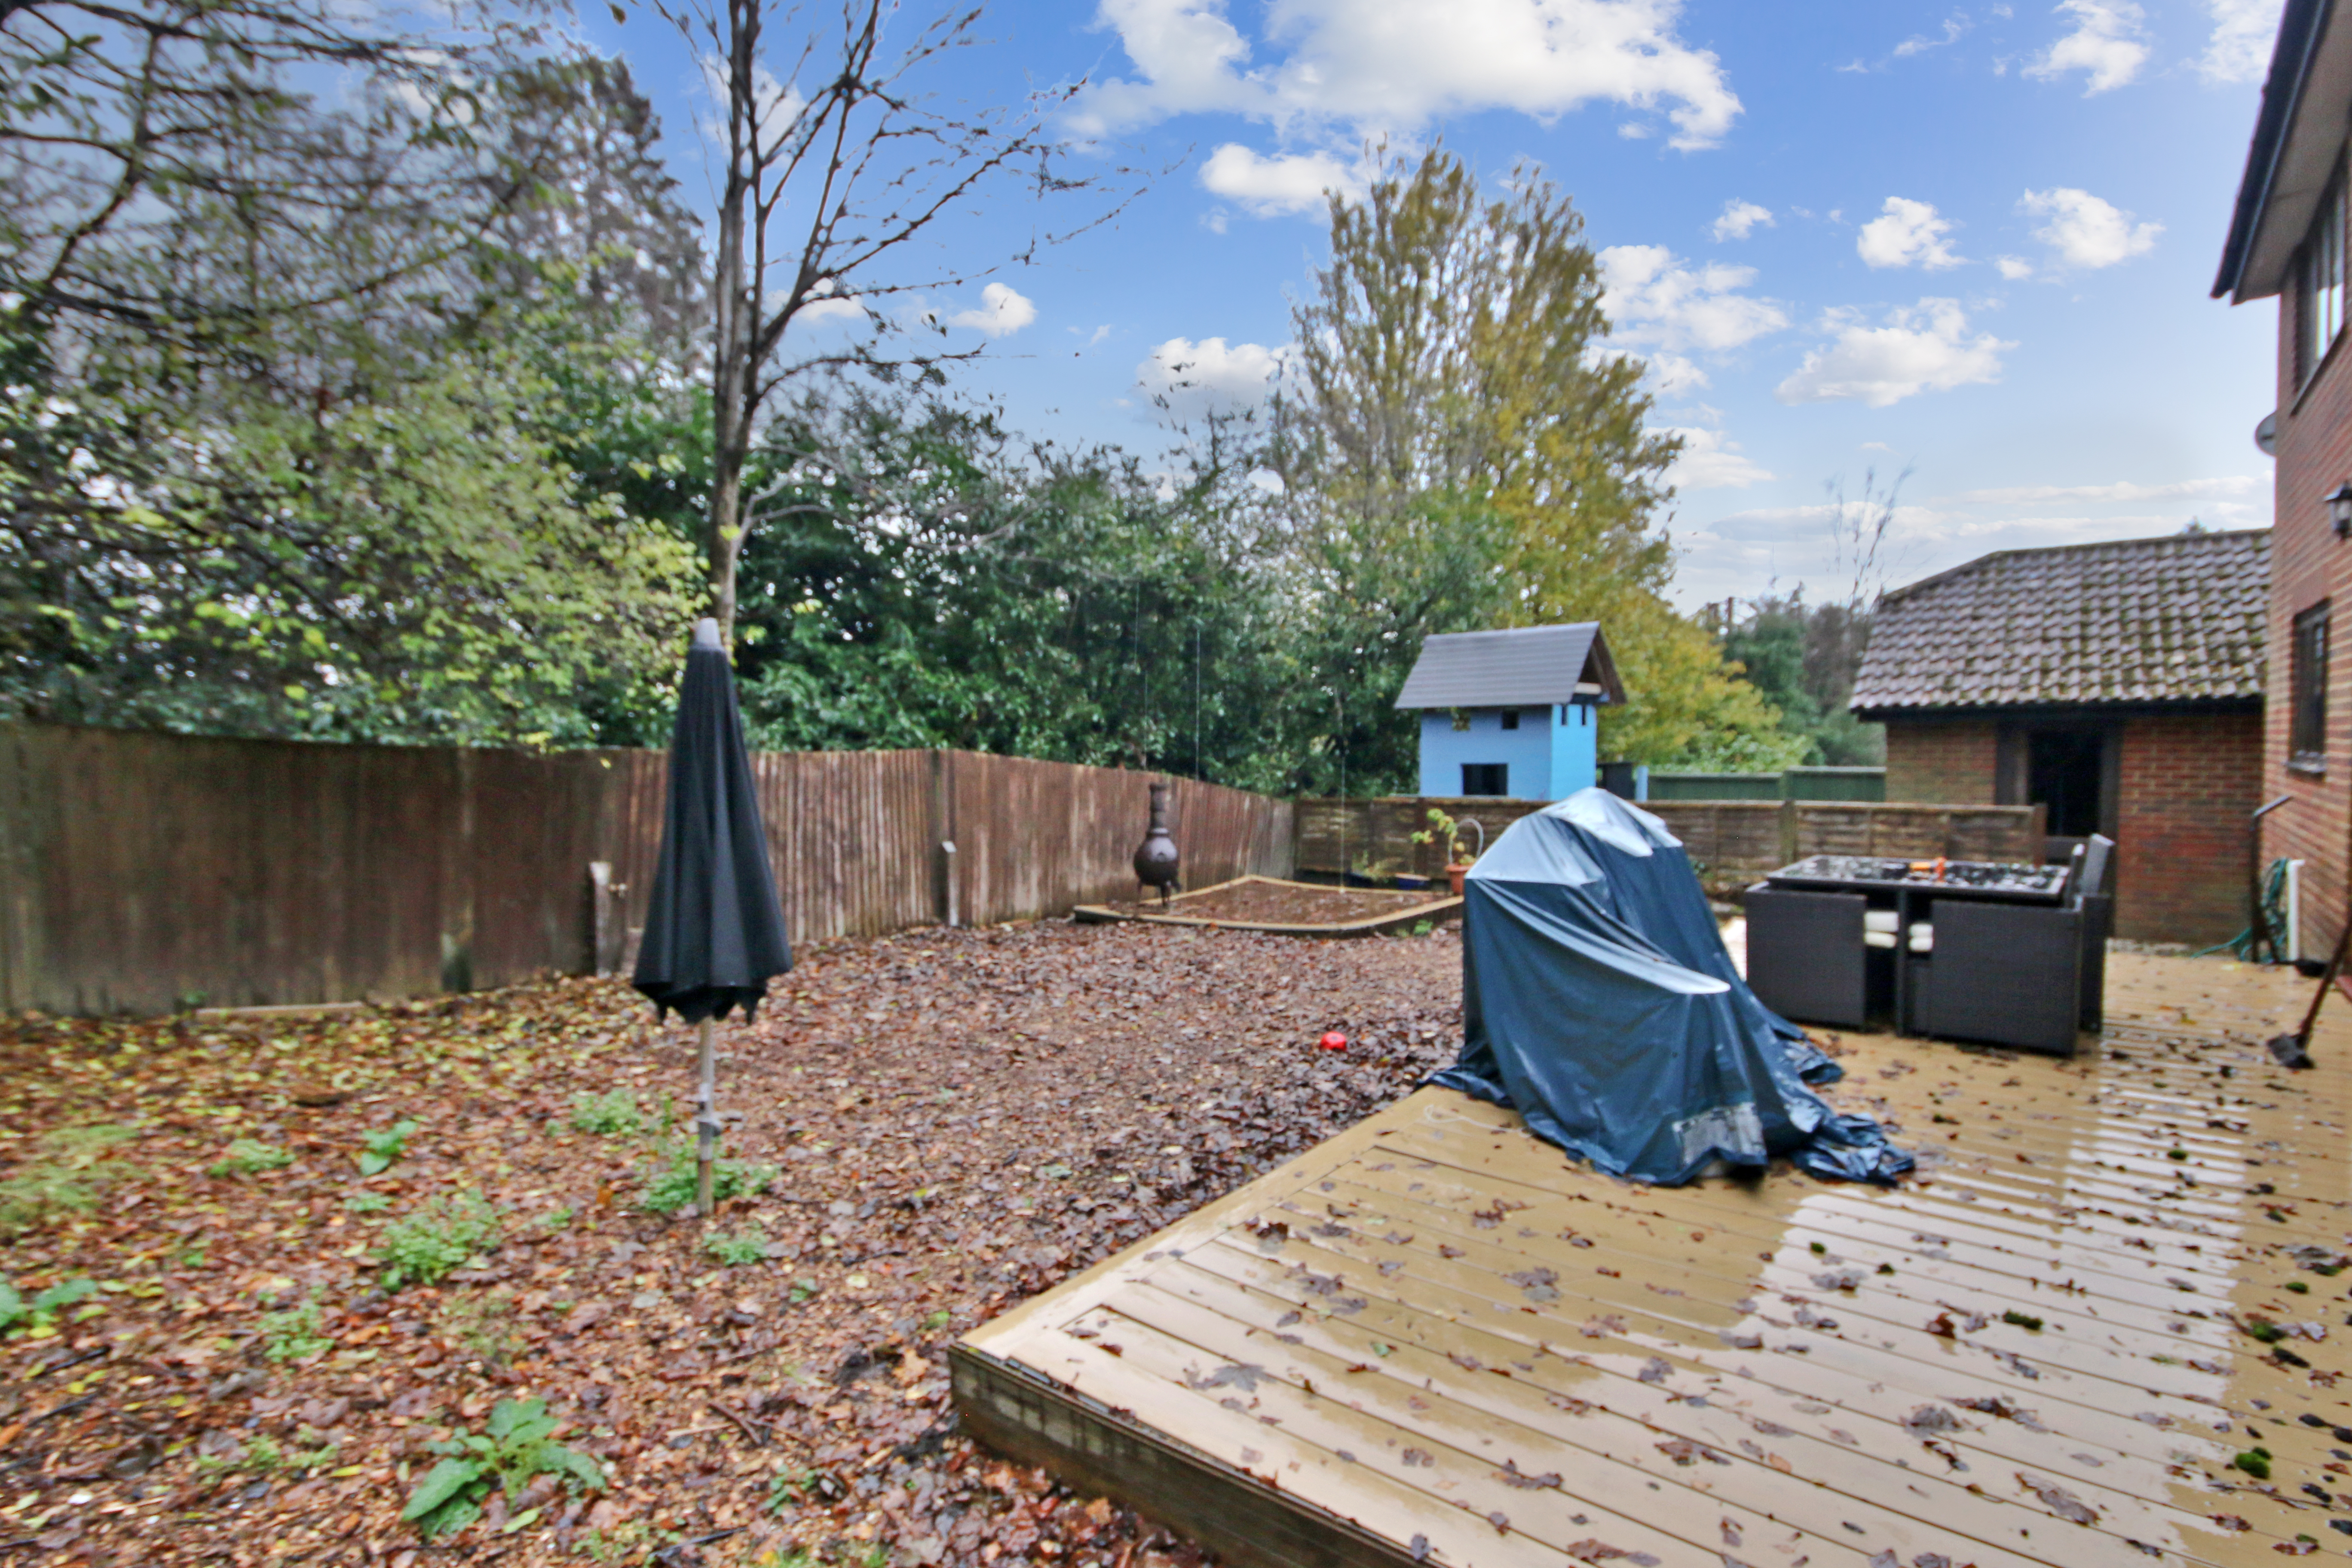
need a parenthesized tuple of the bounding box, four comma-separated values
(633, 619, 790, 1023)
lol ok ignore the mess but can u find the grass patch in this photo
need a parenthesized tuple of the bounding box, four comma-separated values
(568, 1090, 644, 1137)
(640, 1142, 774, 1216)
(211, 1138, 294, 1176)
(703, 1226, 770, 1267)
(377, 1191, 502, 1289)
(0, 1125, 135, 1235)
(260, 1295, 334, 1362)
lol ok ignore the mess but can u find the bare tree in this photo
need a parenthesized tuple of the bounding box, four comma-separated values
(643, 0, 1130, 640)
(1, 0, 558, 371)
(1822, 463, 1911, 615)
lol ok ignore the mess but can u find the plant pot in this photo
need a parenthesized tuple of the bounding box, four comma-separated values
(1448, 864, 1470, 897)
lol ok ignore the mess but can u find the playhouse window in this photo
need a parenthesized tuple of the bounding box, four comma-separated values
(1500, 710, 1519, 730)
(1462, 763, 1508, 796)
(1450, 709, 1471, 732)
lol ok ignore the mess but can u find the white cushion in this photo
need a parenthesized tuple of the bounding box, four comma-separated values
(1864, 931, 1897, 949)
(1863, 910, 1899, 934)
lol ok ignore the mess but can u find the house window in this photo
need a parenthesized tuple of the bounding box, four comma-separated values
(2292, 602, 2331, 772)
(1450, 709, 1471, 732)
(1461, 763, 1508, 796)
(1500, 710, 1520, 731)
(2303, 169, 2349, 384)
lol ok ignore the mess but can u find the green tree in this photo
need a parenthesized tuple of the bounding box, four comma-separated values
(722, 395, 1295, 782)
(1276, 145, 1796, 771)
(2, 8, 712, 743)
(1720, 592, 1885, 766)
(3, 311, 698, 742)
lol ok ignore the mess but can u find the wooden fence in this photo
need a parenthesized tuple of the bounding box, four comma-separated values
(1296, 796, 2043, 886)
(0, 724, 1292, 1015)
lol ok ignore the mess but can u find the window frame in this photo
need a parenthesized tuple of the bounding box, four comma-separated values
(2301, 162, 2349, 389)
(2291, 600, 2331, 774)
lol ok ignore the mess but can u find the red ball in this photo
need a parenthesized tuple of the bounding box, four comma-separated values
(1318, 1031, 1348, 1052)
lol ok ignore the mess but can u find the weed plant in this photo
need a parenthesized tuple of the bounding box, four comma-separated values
(567, 1090, 643, 1137)
(260, 1295, 334, 1362)
(640, 1141, 774, 1215)
(0, 1276, 95, 1336)
(376, 1191, 502, 1289)
(703, 1226, 770, 1266)
(357, 1119, 419, 1176)
(0, 1126, 134, 1234)
(401, 1397, 602, 1538)
(211, 1138, 293, 1176)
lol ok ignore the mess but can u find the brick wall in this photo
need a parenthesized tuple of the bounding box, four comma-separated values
(2268, 293, 2352, 959)
(2115, 711, 2264, 945)
(1883, 720, 1999, 804)
(1886, 710, 2263, 944)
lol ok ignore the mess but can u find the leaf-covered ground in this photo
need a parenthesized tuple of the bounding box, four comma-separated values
(0, 919, 1467, 1568)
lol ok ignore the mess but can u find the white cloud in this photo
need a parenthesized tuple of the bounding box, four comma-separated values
(947, 283, 1038, 337)
(1994, 255, 2035, 280)
(1136, 336, 1288, 422)
(2024, 0, 2150, 95)
(1945, 475, 2266, 505)
(1599, 245, 1788, 352)
(1199, 144, 1365, 216)
(1710, 199, 1773, 242)
(1641, 352, 1710, 395)
(2196, 0, 2282, 84)
(1895, 13, 1970, 56)
(1075, 0, 1743, 152)
(1663, 425, 1773, 490)
(1775, 298, 2013, 407)
(798, 294, 867, 324)
(1856, 197, 1962, 270)
(2020, 187, 2160, 269)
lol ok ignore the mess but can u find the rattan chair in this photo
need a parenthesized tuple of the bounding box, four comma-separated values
(1744, 886, 1868, 1027)
(1921, 899, 2084, 1054)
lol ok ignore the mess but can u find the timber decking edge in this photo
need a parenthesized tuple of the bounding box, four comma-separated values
(950, 1343, 1423, 1568)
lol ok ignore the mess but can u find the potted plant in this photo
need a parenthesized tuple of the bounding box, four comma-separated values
(1411, 808, 1485, 896)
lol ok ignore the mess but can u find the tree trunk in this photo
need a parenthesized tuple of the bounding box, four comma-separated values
(705, 0, 759, 646)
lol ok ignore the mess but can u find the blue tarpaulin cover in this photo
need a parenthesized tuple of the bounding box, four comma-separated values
(1430, 789, 1912, 1185)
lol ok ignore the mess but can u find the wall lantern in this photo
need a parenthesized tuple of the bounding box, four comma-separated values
(2332, 481, 2352, 539)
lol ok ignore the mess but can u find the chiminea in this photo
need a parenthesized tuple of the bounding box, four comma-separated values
(1133, 781, 1180, 906)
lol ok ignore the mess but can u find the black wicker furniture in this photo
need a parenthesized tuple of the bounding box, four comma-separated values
(1747, 848, 2099, 1054)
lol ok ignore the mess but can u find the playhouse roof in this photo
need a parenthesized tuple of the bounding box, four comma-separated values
(1393, 623, 1625, 710)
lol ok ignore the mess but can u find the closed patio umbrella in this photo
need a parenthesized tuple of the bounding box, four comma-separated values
(633, 617, 790, 1213)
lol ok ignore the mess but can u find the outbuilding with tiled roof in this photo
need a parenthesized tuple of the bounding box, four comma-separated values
(1850, 529, 2270, 947)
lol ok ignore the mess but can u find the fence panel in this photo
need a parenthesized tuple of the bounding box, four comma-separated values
(0, 723, 1298, 1014)
(1292, 794, 2041, 889)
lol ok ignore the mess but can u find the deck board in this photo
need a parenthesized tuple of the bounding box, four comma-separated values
(952, 949, 2352, 1568)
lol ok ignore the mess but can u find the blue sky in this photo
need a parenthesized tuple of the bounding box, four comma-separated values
(579, 0, 2286, 609)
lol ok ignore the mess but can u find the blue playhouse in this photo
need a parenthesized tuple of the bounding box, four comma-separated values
(1393, 623, 1624, 800)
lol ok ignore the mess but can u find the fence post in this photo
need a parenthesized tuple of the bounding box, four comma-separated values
(438, 748, 476, 994)
(1777, 799, 1800, 866)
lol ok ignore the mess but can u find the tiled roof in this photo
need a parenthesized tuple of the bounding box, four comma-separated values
(1850, 529, 2269, 713)
(1393, 624, 1626, 708)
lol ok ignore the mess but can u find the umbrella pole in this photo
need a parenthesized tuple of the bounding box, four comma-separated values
(695, 1017, 717, 1216)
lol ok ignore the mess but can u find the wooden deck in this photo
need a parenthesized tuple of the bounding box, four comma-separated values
(951, 952, 2352, 1568)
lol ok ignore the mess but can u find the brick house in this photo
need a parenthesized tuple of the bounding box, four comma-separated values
(2216, 0, 2352, 960)
(1850, 531, 2269, 945)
